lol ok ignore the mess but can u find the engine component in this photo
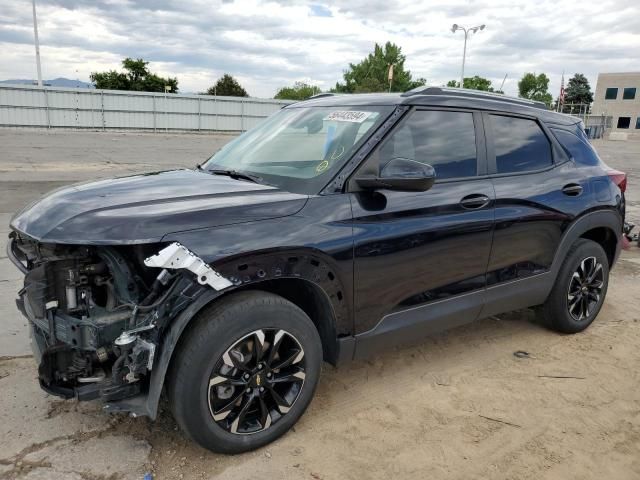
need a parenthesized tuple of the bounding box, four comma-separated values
(77, 369, 106, 383)
(96, 347, 108, 363)
(115, 331, 138, 348)
(11, 235, 193, 409)
(112, 332, 157, 385)
(65, 285, 77, 310)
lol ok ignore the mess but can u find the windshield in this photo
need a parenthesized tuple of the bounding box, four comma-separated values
(202, 105, 394, 194)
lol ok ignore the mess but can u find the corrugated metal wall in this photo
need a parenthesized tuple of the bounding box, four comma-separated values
(0, 84, 292, 132)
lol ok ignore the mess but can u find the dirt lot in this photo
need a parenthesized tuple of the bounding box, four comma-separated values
(0, 130, 639, 480)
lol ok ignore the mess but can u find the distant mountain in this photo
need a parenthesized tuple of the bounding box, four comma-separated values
(0, 77, 94, 88)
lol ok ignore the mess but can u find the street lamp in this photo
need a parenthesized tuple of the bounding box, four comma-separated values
(451, 23, 485, 89)
(32, 0, 43, 87)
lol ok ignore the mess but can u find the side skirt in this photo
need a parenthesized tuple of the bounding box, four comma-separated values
(479, 272, 552, 319)
(352, 290, 484, 360)
(349, 272, 552, 361)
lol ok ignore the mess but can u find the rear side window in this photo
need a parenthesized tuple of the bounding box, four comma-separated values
(376, 110, 477, 180)
(551, 128, 602, 166)
(489, 115, 553, 174)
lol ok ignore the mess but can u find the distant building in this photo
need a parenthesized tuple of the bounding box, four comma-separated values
(592, 72, 640, 138)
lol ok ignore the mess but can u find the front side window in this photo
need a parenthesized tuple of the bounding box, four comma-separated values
(623, 87, 636, 100)
(489, 115, 553, 174)
(372, 110, 477, 180)
(203, 105, 393, 194)
(617, 117, 631, 129)
(605, 87, 618, 100)
(636, 117, 640, 129)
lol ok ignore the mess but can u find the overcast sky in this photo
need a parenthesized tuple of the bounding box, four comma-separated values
(1, 0, 639, 98)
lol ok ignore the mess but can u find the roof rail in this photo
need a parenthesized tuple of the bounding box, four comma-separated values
(308, 93, 337, 99)
(402, 86, 548, 110)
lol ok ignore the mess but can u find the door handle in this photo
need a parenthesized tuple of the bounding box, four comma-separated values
(460, 194, 490, 210)
(562, 183, 583, 196)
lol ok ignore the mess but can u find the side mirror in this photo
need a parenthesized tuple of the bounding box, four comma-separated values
(355, 158, 436, 192)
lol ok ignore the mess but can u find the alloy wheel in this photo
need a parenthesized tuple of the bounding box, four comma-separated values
(207, 329, 306, 435)
(567, 256, 604, 321)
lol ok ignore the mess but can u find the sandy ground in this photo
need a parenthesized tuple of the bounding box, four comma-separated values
(0, 129, 639, 480)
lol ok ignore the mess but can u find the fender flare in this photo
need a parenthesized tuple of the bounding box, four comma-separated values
(143, 287, 221, 419)
(544, 209, 622, 296)
(138, 249, 350, 419)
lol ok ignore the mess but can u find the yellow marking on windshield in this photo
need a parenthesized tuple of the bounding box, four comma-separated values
(316, 160, 329, 173)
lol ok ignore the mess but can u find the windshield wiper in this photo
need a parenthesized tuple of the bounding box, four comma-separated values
(207, 169, 262, 184)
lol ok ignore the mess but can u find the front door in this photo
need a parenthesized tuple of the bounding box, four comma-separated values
(349, 108, 495, 356)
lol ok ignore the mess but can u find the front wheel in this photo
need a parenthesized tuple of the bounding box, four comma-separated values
(167, 291, 323, 453)
(538, 239, 610, 333)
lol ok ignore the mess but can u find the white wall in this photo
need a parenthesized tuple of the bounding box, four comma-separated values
(0, 84, 292, 132)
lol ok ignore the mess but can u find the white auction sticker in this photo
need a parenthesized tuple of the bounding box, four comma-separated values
(324, 111, 372, 123)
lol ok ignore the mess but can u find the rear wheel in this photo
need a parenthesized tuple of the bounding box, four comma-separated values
(538, 239, 609, 333)
(168, 291, 322, 453)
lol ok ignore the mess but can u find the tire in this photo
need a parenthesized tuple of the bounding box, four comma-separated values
(167, 290, 322, 453)
(538, 239, 609, 333)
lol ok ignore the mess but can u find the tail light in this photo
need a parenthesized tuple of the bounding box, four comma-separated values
(607, 169, 627, 193)
(608, 168, 630, 249)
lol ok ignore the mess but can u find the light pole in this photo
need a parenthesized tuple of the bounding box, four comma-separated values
(164, 85, 171, 133)
(32, 0, 43, 86)
(451, 23, 485, 89)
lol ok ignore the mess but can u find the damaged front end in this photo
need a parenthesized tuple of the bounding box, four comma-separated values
(7, 233, 227, 410)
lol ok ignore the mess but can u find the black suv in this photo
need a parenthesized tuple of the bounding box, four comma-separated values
(8, 87, 625, 453)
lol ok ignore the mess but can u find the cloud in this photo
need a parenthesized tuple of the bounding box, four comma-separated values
(0, 0, 638, 98)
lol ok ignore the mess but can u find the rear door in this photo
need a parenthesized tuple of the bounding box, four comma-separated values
(349, 108, 495, 351)
(482, 112, 586, 315)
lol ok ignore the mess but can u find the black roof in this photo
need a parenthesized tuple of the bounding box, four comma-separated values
(293, 87, 579, 126)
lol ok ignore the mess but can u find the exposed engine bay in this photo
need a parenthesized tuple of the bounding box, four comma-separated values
(8, 232, 223, 406)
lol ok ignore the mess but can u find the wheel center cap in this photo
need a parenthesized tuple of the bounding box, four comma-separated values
(581, 286, 588, 293)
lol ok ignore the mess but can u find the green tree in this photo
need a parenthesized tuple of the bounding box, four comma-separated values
(564, 73, 593, 106)
(446, 76, 494, 91)
(90, 58, 178, 93)
(332, 42, 426, 93)
(274, 82, 321, 100)
(206, 74, 248, 97)
(518, 73, 552, 105)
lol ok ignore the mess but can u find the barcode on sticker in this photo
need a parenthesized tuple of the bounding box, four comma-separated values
(324, 111, 372, 123)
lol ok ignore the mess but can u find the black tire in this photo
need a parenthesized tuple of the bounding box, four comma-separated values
(538, 239, 609, 333)
(167, 290, 322, 453)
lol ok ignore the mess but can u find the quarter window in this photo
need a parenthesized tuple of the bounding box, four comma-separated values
(605, 88, 618, 100)
(636, 117, 640, 129)
(617, 117, 631, 129)
(489, 115, 553, 174)
(551, 129, 602, 166)
(375, 110, 477, 180)
(623, 88, 636, 100)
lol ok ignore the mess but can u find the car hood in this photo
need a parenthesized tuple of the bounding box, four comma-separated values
(10, 169, 308, 244)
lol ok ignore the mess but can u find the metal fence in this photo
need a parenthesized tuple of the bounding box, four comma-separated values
(0, 84, 292, 132)
(556, 103, 609, 139)
(582, 115, 611, 139)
